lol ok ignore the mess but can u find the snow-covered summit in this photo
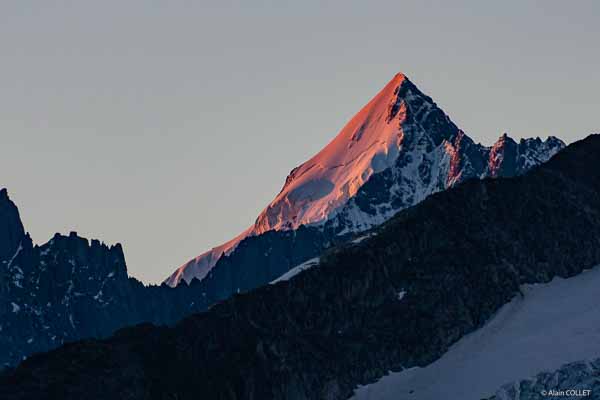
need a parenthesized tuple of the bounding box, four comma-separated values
(165, 73, 415, 286)
(165, 73, 565, 286)
(253, 73, 410, 233)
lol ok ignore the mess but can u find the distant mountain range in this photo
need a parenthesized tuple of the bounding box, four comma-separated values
(166, 73, 564, 286)
(2, 132, 598, 400)
(0, 188, 199, 368)
(0, 74, 567, 370)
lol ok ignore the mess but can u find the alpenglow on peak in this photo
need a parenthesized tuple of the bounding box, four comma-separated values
(165, 72, 564, 286)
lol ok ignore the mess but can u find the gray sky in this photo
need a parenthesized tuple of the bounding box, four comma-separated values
(1, 1, 598, 283)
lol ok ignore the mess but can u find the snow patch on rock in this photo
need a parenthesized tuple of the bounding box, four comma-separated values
(270, 258, 320, 284)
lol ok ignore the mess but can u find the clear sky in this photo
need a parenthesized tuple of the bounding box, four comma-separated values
(1, 1, 598, 283)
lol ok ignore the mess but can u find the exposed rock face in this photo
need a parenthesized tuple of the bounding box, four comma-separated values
(487, 359, 600, 400)
(2, 134, 597, 400)
(486, 133, 566, 178)
(167, 74, 564, 286)
(0, 189, 25, 261)
(0, 231, 128, 366)
(0, 193, 215, 368)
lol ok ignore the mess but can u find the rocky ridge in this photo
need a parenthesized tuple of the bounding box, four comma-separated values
(487, 359, 600, 400)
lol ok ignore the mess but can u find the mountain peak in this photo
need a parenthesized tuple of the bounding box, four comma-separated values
(391, 72, 407, 84)
(165, 75, 565, 286)
(495, 132, 516, 144)
(486, 134, 565, 177)
(0, 188, 26, 262)
(252, 72, 424, 235)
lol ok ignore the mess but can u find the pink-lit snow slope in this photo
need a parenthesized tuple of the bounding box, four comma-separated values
(163, 227, 253, 287)
(253, 73, 408, 233)
(165, 73, 410, 286)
